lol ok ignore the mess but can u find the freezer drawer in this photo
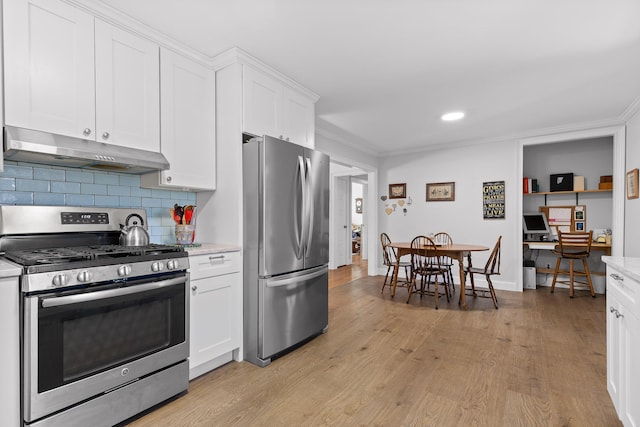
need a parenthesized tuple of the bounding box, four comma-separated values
(259, 266, 328, 361)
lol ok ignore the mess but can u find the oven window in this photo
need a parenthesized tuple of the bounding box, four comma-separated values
(37, 280, 185, 392)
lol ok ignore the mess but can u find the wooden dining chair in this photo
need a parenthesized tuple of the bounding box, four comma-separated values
(380, 233, 411, 294)
(407, 235, 450, 309)
(550, 230, 595, 298)
(432, 232, 455, 295)
(463, 235, 501, 309)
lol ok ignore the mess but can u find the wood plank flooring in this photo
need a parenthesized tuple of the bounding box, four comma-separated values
(127, 259, 620, 426)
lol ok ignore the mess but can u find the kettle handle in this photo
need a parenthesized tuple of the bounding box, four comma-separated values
(125, 213, 145, 227)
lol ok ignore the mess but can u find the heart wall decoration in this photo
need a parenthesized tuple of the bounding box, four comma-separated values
(380, 195, 388, 201)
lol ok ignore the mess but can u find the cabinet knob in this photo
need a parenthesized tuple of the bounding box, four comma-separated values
(279, 135, 284, 139)
(286, 137, 290, 142)
(609, 273, 624, 281)
(102, 131, 110, 140)
(191, 285, 197, 292)
(166, 176, 172, 183)
(616, 311, 624, 319)
(83, 128, 92, 136)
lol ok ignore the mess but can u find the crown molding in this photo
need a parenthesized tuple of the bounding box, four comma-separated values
(375, 117, 626, 157)
(315, 121, 379, 157)
(211, 47, 319, 102)
(64, 0, 213, 66)
(620, 95, 640, 122)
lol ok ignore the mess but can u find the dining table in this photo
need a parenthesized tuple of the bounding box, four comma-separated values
(389, 242, 489, 310)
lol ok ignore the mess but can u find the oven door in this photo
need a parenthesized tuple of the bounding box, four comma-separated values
(23, 273, 189, 423)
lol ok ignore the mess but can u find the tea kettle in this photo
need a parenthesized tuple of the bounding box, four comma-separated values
(119, 213, 150, 246)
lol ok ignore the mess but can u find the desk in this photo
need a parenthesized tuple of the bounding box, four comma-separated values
(389, 242, 489, 310)
(523, 241, 611, 276)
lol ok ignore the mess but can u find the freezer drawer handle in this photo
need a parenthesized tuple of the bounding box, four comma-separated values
(266, 268, 327, 288)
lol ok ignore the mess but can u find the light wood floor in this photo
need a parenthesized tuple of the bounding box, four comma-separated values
(128, 259, 620, 426)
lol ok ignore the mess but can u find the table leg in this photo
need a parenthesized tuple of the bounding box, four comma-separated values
(456, 253, 468, 310)
(391, 256, 401, 298)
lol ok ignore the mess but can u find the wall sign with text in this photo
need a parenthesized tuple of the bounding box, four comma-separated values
(483, 181, 505, 219)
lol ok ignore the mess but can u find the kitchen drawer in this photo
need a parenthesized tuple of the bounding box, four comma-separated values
(189, 251, 241, 280)
(607, 267, 638, 311)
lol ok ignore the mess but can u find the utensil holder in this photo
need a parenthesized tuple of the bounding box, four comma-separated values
(175, 224, 195, 245)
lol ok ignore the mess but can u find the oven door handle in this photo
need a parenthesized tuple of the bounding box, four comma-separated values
(40, 276, 187, 308)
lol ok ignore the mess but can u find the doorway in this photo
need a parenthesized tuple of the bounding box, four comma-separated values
(329, 161, 377, 275)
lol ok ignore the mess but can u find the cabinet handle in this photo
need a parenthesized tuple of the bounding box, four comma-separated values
(209, 255, 225, 261)
(83, 128, 92, 136)
(191, 285, 197, 292)
(609, 273, 624, 281)
(610, 306, 625, 319)
(102, 131, 110, 140)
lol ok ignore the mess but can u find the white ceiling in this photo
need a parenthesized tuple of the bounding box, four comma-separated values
(98, 0, 640, 155)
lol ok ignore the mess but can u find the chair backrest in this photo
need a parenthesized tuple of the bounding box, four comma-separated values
(410, 235, 439, 271)
(558, 230, 592, 256)
(433, 232, 453, 246)
(482, 235, 502, 275)
(380, 232, 396, 266)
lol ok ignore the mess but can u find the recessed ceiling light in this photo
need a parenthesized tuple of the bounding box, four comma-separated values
(441, 111, 465, 121)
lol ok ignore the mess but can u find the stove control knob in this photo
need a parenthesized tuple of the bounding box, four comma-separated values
(151, 262, 165, 272)
(118, 265, 132, 277)
(52, 274, 69, 288)
(77, 271, 93, 283)
(166, 260, 179, 270)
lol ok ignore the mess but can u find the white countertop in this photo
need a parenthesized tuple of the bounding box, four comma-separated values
(602, 256, 640, 283)
(0, 259, 22, 278)
(184, 243, 241, 256)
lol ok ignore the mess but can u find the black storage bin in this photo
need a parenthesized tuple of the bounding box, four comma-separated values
(550, 173, 574, 192)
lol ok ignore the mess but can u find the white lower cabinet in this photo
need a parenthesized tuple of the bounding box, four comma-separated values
(606, 263, 640, 427)
(188, 251, 241, 380)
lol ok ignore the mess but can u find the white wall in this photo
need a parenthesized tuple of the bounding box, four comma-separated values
(625, 109, 640, 256)
(378, 140, 519, 291)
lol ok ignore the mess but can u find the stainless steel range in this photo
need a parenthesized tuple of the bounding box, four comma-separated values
(0, 206, 190, 427)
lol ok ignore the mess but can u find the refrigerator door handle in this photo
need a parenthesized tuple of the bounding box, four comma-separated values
(265, 266, 328, 288)
(296, 155, 307, 259)
(304, 157, 314, 254)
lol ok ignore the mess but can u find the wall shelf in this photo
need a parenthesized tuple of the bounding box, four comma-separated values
(524, 189, 612, 205)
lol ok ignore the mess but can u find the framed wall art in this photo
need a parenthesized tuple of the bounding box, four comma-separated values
(482, 181, 505, 219)
(389, 183, 406, 199)
(426, 182, 455, 201)
(627, 168, 638, 199)
(355, 197, 363, 213)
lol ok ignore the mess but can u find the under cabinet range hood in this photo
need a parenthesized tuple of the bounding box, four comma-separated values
(3, 126, 170, 174)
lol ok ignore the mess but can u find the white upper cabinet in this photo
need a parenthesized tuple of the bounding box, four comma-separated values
(141, 48, 216, 191)
(3, 0, 160, 152)
(94, 20, 159, 152)
(243, 66, 315, 148)
(3, 0, 95, 139)
(283, 87, 315, 148)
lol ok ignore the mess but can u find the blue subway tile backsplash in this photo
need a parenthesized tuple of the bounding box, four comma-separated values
(0, 161, 197, 244)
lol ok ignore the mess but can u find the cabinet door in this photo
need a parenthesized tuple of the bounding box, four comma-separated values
(243, 66, 283, 137)
(283, 87, 315, 148)
(158, 48, 215, 190)
(3, 0, 95, 138)
(189, 273, 241, 369)
(95, 19, 160, 152)
(607, 285, 623, 414)
(623, 309, 640, 427)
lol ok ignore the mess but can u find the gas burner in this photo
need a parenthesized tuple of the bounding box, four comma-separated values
(3, 244, 186, 273)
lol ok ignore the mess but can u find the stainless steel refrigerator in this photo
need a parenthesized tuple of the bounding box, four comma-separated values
(243, 135, 330, 367)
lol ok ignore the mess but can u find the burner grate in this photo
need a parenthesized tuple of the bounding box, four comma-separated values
(3, 244, 184, 267)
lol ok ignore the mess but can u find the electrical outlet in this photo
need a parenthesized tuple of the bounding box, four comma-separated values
(547, 264, 550, 269)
